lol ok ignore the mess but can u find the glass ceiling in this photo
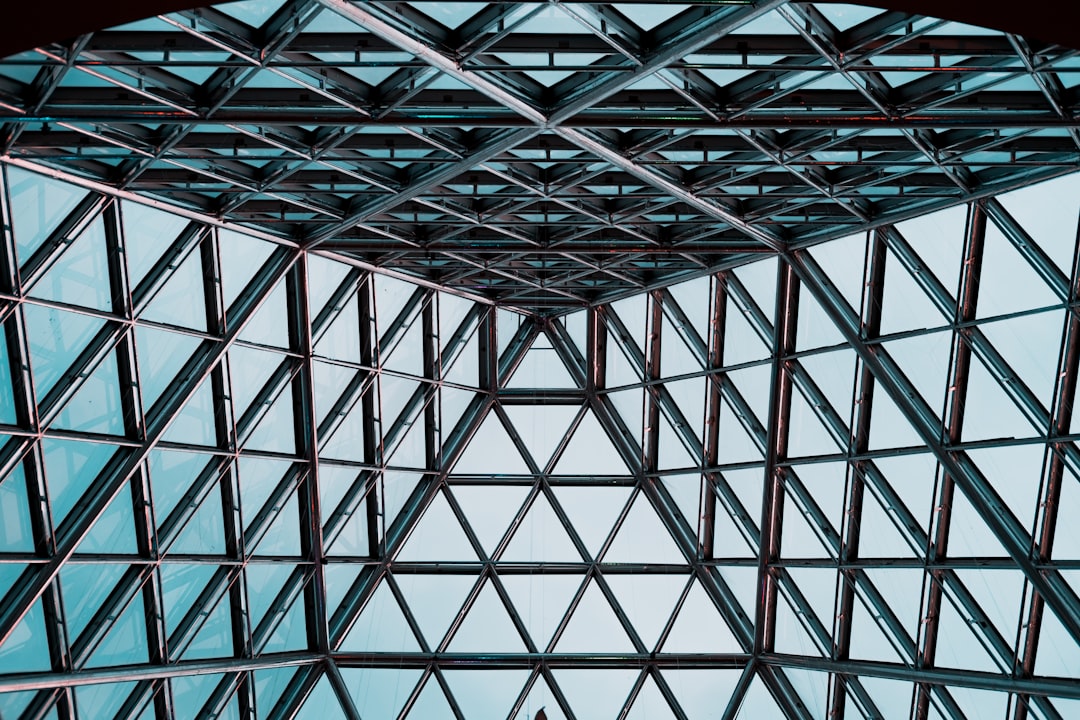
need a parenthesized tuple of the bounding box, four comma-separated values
(2, 1, 1080, 719)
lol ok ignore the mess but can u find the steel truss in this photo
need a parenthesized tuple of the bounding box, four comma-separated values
(2, 1, 1080, 719)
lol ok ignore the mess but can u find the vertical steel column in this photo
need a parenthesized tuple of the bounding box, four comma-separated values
(357, 275, 380, 557)
(830, 230, 883, 720)
(204, 227, 255, 717)
(702, 273, 728, 560)
(423, 291, 439, 470)
(755, 260, 799, 654)
(287, 256, 330, 657)
(587, 304, 606, 395)
(1014, 212, 1080, 720)
(914, 202, 985, 720)
(644, 290, 664, 473)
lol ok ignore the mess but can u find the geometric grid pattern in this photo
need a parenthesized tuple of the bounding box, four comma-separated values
(2, 1, 1080, 309)
(0, 1, 1080, 719)
(4, 161, 1080, 719)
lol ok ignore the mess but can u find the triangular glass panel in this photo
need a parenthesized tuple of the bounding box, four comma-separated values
(659, 473, 701, 532)
(611, 294, 647, 354)
(74, 681, 139, 720)
(606, 335, 643, 387)
(848, 595, 904, 663)
(380, 373, 422, 435)
(552, 485, 631, 560)
(168, 485, 226, 555)
(84, 593, 149, 668)
(452, 410, 530, 475)
(443, 326, 479, 388)
(218, 230, 274, 316)
(858, 486, 919, 558)
(170, 673, 225, 719)
(403, 674, 457, 719)
(306, 255, 352, 320)
(657, 411, 699, 471)
(666, 376, 706, 443)
(978, 221, 1060, 318)
(980, 309, 1063, 412)
(866, 384, 926, 451)
(60, 562, 128, 639)
(383, 317, 425, 378)
(443, 669, 530, 720)
(341, 667, 423, 719)
(712, 487, 757, 559)
(606, 388, 642, 444)
(860, 568, 923, 641)
(880, 249, 950, 335)
(0, 330, 17, 424)
(881, 331, 950, 416)
(41, 437, 117, 527)
(553, 409, 630, 475)
(0, 597, 51, 674)
(139, 247, 207, 331)
(796, 285, 846, 351)
(449, 483, 529, 557)
(51, 349, 126, 435)
(24, 303, 105, 400)
(733, 675, 786, 718)
(503, 404, 580, 472)
(998, 173, 1080, 274)
(321, 466, 371, 557)
(397, 489, 478, 562)
(659, 318, 703, 379)
(723, 295, 772, 367)
(774, 588, 825, 656)
(502, 492, 582, 562)
(856, 676, 915, 720)
(228, 345, 285, 421)
(0, 463, 34, 552)
(786, 568, 837, 635)
(135, 325, 202, 412)
(663, 668, 743, 719)
(500, 573, 583, 651)
(249, 490, 302, 557)
(952, 569, 1023, 650)
(871, 453, 937, 535)
(781, 494, 833, 559)
(668, 276, 711, 341)
(30, 212, 112, 311)
(446, 579, 527, 653)
(338, 578, 422, 652)
(383, 471, 424, 531)
(121, 199, 189, 289)
(967, 444, 1042, 533)
(238, 278, 290, 349)
(517, 674, 569, 720)
(947, 486, 1013, 559)
(787, 385, 844, 458)
(507, 342, 578, 389)
(162, 375, 219, 447)
(243, 385, 298, 455)
(604, 491, 684, 564)
(933, 591, 1003, 673)
(554, 579, 635, 653)
(318, 391, 368, 462)
(181, 590, 234, 660)
(8, 166, 88, 262)
(1035, 601, 1080, 678)
(662, 580, 742, 653)
(74, 479, 137, 554)
(624, 673, 678, 720)
(895, 205, 967, 298)
(395, 573, 477, 649)
(552, 669, 638, 719)
(313, 289, 361, 363)
(715, 396, 764, 464)
(808, 232, 867, 312)
(779, 668, 830, 719)
(960, 354, 1037, 442)
(293, 675, 346, 720)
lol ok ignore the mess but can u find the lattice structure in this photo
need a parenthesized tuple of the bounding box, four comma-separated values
(2, 1, 1080, 719)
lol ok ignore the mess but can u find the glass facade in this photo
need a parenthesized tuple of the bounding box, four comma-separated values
(0, 1, 1080, 718)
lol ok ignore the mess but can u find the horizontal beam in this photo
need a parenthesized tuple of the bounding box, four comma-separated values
(0, 653, 321, 693)
(331, 652, 751, 669)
